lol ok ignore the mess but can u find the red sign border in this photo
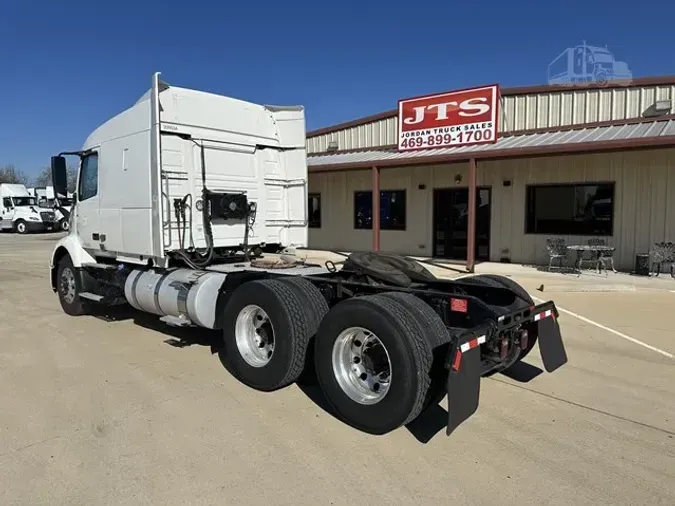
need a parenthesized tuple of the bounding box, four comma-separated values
(397, 83, 501, 153)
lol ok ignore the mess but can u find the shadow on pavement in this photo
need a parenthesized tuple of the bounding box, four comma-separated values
(89, 304, 541, 445)
(500, 361, 544, 383)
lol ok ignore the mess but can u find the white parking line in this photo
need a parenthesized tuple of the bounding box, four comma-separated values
(530, 295, 674, 359)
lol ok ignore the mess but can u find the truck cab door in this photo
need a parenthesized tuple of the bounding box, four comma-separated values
(74, 151, 101, 251)
(0, 197, 13, 230)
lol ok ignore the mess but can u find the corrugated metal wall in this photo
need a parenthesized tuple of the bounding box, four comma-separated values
(307, 84, 675, 154)
(307, 147, 675, 270)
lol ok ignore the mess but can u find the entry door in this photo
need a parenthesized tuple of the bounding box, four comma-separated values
(433, 187, 491, 261)
(75, 151, 101, 251)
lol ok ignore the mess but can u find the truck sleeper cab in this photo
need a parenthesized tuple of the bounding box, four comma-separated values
(48, 73, 568, 437)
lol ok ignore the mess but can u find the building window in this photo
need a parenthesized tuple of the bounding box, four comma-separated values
(308, 193, 321, 228)
(354, 190, 406, 230)
(525, 182, 615, 236)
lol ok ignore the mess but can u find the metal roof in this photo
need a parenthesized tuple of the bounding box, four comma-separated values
(307, 119, 675, 170)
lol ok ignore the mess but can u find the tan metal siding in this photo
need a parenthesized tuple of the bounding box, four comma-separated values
(307, 148, 675, 271)
(307, 85, 675, 154)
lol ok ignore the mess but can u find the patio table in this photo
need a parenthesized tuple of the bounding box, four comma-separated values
(566, 244, 617, 274)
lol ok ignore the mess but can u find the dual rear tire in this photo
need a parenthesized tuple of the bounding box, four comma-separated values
(221, 278, 328, 391)
(222, 278, 451, 434)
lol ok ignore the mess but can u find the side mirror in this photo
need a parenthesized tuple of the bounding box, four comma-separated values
(51, 156, 69, 199)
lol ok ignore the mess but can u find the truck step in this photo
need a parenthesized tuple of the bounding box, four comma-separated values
(79, 291, 104, 302)
(79, 291, 126, 306)
(81, 263, 119, 270)
(159, 315, 193, 327)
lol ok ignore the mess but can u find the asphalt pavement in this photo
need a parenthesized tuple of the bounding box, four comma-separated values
(0, 233, 673, 505)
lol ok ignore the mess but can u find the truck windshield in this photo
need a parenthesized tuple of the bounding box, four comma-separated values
(592, 51, 614, 63)
(12, 197, 37, 206)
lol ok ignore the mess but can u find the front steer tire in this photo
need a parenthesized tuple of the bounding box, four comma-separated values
(314, 294, 436, 435)
(14, 219, 27, 234)
(222, 279, 315, 392)
(56, 255, 89, 316)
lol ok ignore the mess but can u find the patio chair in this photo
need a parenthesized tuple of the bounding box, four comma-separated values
(545, 238, 568, 271)
(584, 238, 616, 273)
(651, 242, 675, 278)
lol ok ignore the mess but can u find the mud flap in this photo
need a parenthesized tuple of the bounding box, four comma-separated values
(446, 335, 484, 436)
(537, 315, 568, 372)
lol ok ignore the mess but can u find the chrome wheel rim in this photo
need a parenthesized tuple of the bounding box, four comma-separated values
(235, 305, 275, 367)
(60, 267, 76, 304)
(17, 222, 25, 233)
(332, 326, 392, 405)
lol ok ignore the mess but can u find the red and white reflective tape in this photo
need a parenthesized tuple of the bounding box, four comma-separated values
(452, 335, 486, 371)
(459, 335, 486, 353)
(534, 309, 554, 321)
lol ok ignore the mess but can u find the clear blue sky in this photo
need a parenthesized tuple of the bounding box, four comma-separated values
(1, 0, 673, 178)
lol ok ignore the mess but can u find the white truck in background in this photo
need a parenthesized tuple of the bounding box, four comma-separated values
(27, 186, 72, 231)
(48, 72, 568, 437)
(1, 183, 56, 233)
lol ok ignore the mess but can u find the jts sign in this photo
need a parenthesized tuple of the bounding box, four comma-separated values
(397, 85, 499, 151)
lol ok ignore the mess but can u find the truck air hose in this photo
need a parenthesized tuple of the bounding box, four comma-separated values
(171, 140, 215, 269)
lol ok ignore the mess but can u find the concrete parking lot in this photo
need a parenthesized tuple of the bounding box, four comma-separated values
(1, 233, 674, 506)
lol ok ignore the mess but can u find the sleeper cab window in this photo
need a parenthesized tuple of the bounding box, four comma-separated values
(354, 190, 406, 231)
(525, 182, 615, 236)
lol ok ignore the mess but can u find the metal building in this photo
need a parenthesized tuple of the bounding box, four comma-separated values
(305, 76, 675, 272)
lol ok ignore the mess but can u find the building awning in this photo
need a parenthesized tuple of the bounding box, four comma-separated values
(308, 119, 675, 172)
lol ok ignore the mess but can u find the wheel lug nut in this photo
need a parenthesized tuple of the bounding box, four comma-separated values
(353, 357, 361, 364)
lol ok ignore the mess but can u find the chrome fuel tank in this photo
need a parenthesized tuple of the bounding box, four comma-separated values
(124, 268, 227, 329)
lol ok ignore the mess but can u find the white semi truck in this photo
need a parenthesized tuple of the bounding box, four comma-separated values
(28, 186, 72, 231)
(48, 73, 568, 436)
(1, 183, 56, 233)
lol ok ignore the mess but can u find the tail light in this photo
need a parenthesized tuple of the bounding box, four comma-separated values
(520, 329, 529, 350)
(450, 298, 468, 313)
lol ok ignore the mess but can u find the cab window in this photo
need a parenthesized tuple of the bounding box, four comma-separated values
(79, 152, 99, 201)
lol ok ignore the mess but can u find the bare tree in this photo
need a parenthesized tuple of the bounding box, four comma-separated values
(34, 166, 52, 187)
(32, 165, 78, 193)
(67, 166, 77, 193)
(0, 164, 29, 185)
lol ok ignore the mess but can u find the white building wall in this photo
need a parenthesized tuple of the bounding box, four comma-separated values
(306, 84, 675, 154)
(307, 147, 675, 270)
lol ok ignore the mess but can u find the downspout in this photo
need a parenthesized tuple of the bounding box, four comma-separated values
(467, 158, 477, 273)
(372, 165, 380, 252)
